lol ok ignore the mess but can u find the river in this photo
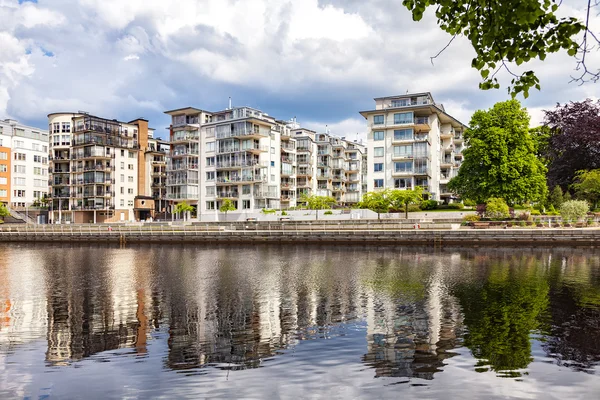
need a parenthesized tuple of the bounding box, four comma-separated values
(0, 244, 598, 399)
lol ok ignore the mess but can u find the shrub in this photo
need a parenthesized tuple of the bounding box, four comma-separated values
(463, 214, 480, 222)
(485, 198, 510, 219)
(281, 210, 288, 216)
(530, 209, 541, 216)
(323, 210, 333, 215)
(560, 200, 589, 222)
(420, 200, 438, 210)
(448, 202, 464, 210)
(261, 209, 276, 215)
(463, 199, 477, 207)
(407, 204, 421, 212)
(519, 220, 527, 227)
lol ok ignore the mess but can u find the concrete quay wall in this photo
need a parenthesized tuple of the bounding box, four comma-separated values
(1, 227, 600, 246)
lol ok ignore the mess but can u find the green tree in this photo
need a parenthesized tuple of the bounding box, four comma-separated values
(572, 169, 600, 210)
(300, 194, 337, 220)
(560, 200, 589, 222)
(529, 125, 552, 166)
(390, 187, 424, 219)
(402, 0, 596, 97)
(219, 199, 236, 214)
(548, 185, 564, 209)
(453, 264, 549, 376)
(448, 100, 548, 205)
(174, 201, 194, 220)
(0, 203, 9, 221)
(563, 190, 572, 202)
(358, 189, 393, 220)
(485, 198, 510, 219)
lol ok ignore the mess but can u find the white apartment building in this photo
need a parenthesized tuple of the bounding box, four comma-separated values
(290, 127, 366, 205)
(360, 92, 467, 202)
(0, 119, 50, 208)
(165, 106, 292, 215)
(48, 113, 158, 223)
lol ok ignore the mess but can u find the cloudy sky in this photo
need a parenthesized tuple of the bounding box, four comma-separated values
(1, 0, 598, 140)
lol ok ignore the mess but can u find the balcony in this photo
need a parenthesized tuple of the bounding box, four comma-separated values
(392, 169, 414, 176)
(216, 159, 266, 169)
(441, 158, 454, 167)
(281, 143, 296, 152)
(217, 191, 239, 199)
(215, 175, 267, 184)
(297, 169, 312, 177)
(171, 132, 200, 143)
(414, 116, 430, 128)
(440, 129, 454, 139)
(317, 174, 330, 180)
(391, 153, 414, 161)
(297, 145, 312, 152)
(347, 175, 360, 182)
(72, 152, 112, 160)
(413, 168, 431, 176)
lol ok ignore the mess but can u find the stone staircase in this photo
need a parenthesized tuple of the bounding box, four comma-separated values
(4, 207, 35, 224)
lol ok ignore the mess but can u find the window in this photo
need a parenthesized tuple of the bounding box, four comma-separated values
(53, 123, 60, 133)
(120, 187, 124, 194)
(206, 171, 215, 181)
(391, 99, 409, 107)
(121, 162, 125, 170)
(34, 167, 42, 175)
(0, 152, 6, 160)
(0, 138, 2, 146)
(34, 155, 41, 163)
(242, 200, 250, 209)
(42, 157, 48, 164)
(14, 153, 26, 161)
(373, 115, 384, 125)
(121, 150, 125, 157)
(206, 186, 215, 196)
(394, 178, 412, 189)
(393, 112, 413, 124)
(0, 190, 6, 198)
(242, 185, 251, 195)
(120, 199, 125, 207)
(128, 188, 134, 194)
(271, 161, 275, 167)
(128, 164, 134, 170)
(373, 131, 384, 141)
(206, 142, 215, 152)
(128, 176, 134, 182)
(34, 179, 45, 187)
(128, 152, 135, 158)
(394, 161, 413, 173)
(42, 145, 48, 153)
(61, 122, 70, 133)
(271, 174, 275, 182)
(393, 145, 413, 157)
(13, 177, 26, 186)
(271, 147, 275, 154)
(120, 174, 125, 183)
(14, 165, 26, 174)
(206, 157, 215, 166)
(128, 200, 134, 207)
(33, 191, 42, 199)
(394, 129, 413, 141)
(374, 163, 383, 172)
(13, 190, 25, 197)
(32, 143, 40, 151)
(374, 147, 384, 157)
(61, 135, 69, 146)
(374, 179, 384, 188)
(0, 177, 6, 185)
(206, 201, 215, 210)
(0, 165, 6, 172)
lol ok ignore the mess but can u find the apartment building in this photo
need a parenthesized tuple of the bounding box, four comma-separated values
(290, 127, 366, 205)
(0, 119, 49, 208)
(165, 106, 292, 215)
(144, 136, 169, 217)
(359, 92, 467, 202)
(48, 113, 159, 223)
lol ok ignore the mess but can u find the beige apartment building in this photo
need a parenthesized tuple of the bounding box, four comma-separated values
(360, 92, 467, 202)
(48, 113, 165, 223)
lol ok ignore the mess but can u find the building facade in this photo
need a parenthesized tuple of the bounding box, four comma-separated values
(360, 92, 467, 202)
(0, 119, 49, 208)
(48, 113, 160, 223)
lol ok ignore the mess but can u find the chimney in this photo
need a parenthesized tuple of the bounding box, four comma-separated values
(228, 97, 232, 110)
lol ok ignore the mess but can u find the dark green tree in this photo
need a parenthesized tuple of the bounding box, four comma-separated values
(548, 185, 564, 209)
(572, 169, 600, 209)
(448, 100, 548, 205)
(402, 0, 598, 97)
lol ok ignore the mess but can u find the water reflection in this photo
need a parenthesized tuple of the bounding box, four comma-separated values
(0, 245, 599, 398)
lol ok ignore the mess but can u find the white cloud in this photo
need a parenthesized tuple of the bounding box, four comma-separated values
(303, 117, 367, 142)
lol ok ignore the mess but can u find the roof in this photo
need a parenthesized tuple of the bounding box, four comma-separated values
(373, 92, 433, 101)
(163, 107, 208, 115)
(358, 104, 468, 129)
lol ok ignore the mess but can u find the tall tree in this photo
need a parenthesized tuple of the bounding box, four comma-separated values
(548, 185, 564, 209)
(448, 100, 548, 204)
(219, 199, 236, 214)
(543, 99, 600, 190)
(358, 190, 393, 220)
(402, 0, 598, 97)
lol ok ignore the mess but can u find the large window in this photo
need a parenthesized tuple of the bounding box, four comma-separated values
(393, 145, 413, 157)
(374, 147, 384, 157)
(374, 179, 384, 188)
(373, 115, 384, 125)
(374, 163, 383, 172)
(394, 178, 412, 189)
(393, 112, 413, 124)
(373, 131, 385, 141)
(394, 161, 413, 173)
(391, 99, 409, 107)
(206, 142, 215, 152)
(394, 129, 413, 141)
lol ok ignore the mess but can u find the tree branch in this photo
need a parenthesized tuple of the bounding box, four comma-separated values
(570, 0, 600, 85)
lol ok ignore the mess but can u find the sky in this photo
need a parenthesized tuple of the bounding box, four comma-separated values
(0, 0, 599, 140)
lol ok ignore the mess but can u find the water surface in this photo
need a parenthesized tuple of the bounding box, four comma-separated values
(0, 244, 599, 399)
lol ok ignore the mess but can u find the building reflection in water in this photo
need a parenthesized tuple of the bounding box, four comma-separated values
(1, 245, 598, 382)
